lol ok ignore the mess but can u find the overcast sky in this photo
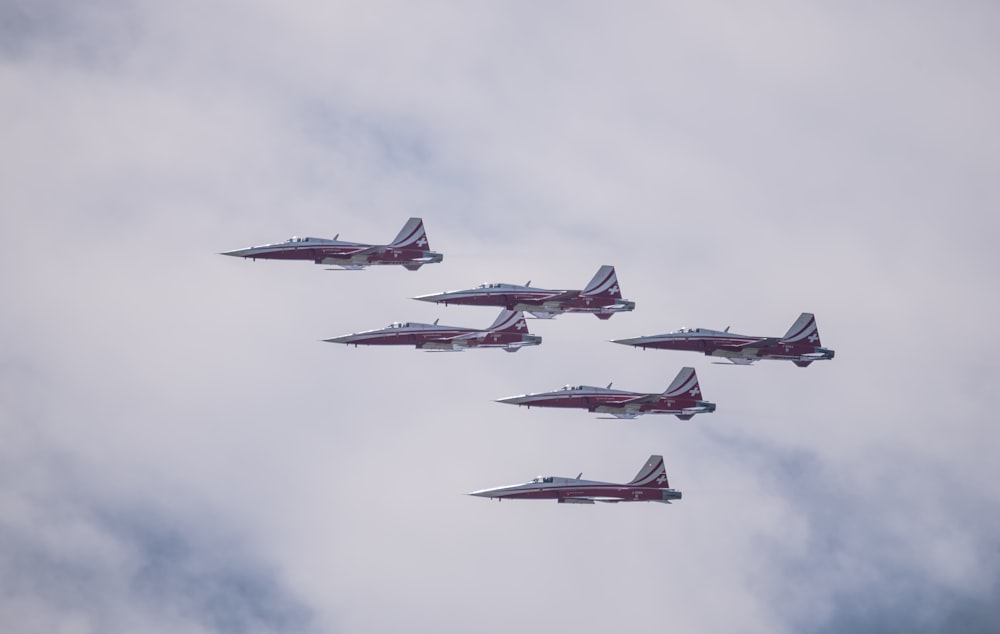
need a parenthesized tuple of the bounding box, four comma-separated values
(2, 2, 999, 633)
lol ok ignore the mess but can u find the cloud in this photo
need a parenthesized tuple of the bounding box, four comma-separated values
(2, 2, 999, 633)
(0, 361, 315, 634)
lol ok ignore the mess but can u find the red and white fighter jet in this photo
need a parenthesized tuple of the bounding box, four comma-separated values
(412, 265, 635, 319)
(220, 217, 443, 270)
(469, 455, 682, 504)
(613, 312, 835, 367)
(495, 366, 714, 420)
(325, 310, 541, 352)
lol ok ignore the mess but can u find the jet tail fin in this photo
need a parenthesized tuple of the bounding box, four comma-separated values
(662, 366, 702, 399)
(487, 310, 530, 334)
(581, 265, 622, 298)
(389, 217, 430, 250)
(780, 312, 821, 347)
(629, 455, 668, 487)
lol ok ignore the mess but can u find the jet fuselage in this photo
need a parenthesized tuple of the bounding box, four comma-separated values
(223, 237, 442, 268)
(325, 311, 541, 352)
(613, 314, 835, 367)
(470, 456, 682, 504)
(469, 477, 682, 503)
(496, 385, 715, 419)
(414, 266, 635, 319)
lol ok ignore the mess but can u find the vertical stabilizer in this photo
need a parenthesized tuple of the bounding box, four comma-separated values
(389, 217, 430, 250)
(581, 265, 622, 298)
(629, 455, 668, 487)
(663, 367, 701, 399)
(780, 312, 821, 346)
(487, 310, 529, 334)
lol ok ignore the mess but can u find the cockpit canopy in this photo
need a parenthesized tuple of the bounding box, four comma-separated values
(387, 322, 411, 329)
(559, 385, 585, 391)
(673, 327, 700, 333)
(530, 476, 554, 484)
(285, 236, 316, 243)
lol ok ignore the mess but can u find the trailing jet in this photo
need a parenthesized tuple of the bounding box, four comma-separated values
(469, 455, 681, 504)
(612, 312, 835, 367)
(413, 265, 635, 319)
(325, 309, 540, 352)
(220, 217, 443, 270)
(496, 366, 714, 420)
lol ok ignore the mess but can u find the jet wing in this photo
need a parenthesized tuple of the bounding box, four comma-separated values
(443, 332, 485, 342)
(321, 245, 380, 257)
(716, 337, 776, 352)
(320, 246, 381, 266)
(515, 290, 578, 307)
(538, 290, 579, 302)
(616, 394, 660, 406)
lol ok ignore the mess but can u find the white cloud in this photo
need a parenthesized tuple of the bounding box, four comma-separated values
(2, 1, 999, 632)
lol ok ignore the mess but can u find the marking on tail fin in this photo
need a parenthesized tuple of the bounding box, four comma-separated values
(781, 312, 820, 345)
(487, 310, 528, 333)
(663, 367, 700, 398)
(581, 265, 621, 297)
(629, 455, 667, 487)
(389, 217, 428, 248)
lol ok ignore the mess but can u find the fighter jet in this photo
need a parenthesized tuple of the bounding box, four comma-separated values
(613, 313, 834, 367)
(325, 309, 541, 352)
(220, 217, 443, 270)
(496, 366, 714, 420)
(413, 265, 635, 319)
(469, 455, 682, 504)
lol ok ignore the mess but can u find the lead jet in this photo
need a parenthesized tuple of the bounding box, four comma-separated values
(412, 265, 635, 319)
(469, 455, 681, 504)
(612, 312, 835, 367)
(325, 309, 540, 352)
(220, 217, 443, 270)
(495, 366, 714, 420)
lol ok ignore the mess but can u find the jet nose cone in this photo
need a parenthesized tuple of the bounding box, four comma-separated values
(324, 334, 358, 344)
(412, 293, 442, 303)
(467, 489, 494, 498)
(611, 337, 640, 346)
(496, 395, 528, 405)
(220, 248, 252, 258)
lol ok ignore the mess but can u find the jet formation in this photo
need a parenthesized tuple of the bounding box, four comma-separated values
(414, 265, 635, 319)
(221, 217, 442, 270)
(325, 309, 541, 353)
(223, 217, 837, 511)
(469, 455, 681, 504)
(613, 312, 835, 367)
(496, 367, 715, 420)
